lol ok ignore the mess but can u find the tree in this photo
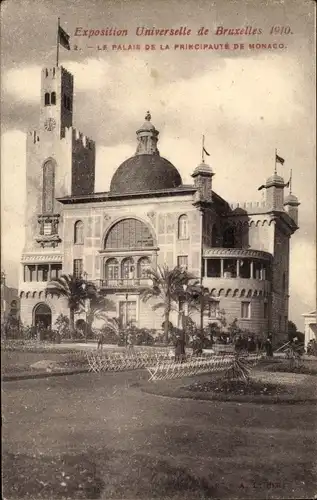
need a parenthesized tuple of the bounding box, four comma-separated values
(86, 294, 116, 337)
(182, 283, 218, 332)
(140, 265, 196, 344)
(46, 274, 97, 335)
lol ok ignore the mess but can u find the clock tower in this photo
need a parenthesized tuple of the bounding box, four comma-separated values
(23, 64, 95, 253)
(40, 66, 73, 138)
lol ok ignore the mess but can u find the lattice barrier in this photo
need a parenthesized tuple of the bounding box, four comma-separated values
(147, 354, 263, 381)
(85, 350, 172, 373)
(85, 350, 263, 381)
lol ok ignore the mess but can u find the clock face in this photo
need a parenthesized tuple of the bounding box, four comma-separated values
(44, 118, 56, 131)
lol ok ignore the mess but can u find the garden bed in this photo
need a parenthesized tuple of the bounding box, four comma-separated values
(260, 359, 317, 376)
(142, 370, 317, 404)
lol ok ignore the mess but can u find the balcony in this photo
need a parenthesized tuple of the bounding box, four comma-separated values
(95, 278, 152, 290)
(203, 247, 272, 261)
(202, 247, 272, 296)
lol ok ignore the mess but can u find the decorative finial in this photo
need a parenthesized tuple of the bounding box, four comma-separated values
(145, 111, 151, 121)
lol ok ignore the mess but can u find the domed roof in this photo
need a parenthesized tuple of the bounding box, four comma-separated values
(192, 162, 213, 177)
(266, 173, 285, 186)
(284, 193, 299, 205)
(109, 111, 183, 195)
(109, 154, 183, 194)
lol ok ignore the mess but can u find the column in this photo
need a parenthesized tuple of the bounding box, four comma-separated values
(36, 265, 39, 282)
(220, 259, 224, 278)
(250, 260, 254, 279)
(48, 263, 52, 282)
(236, 259, 240, 278)
(204, 258, 207, 277)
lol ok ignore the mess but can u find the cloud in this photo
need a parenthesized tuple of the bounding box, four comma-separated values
(1, 130, 27, 285)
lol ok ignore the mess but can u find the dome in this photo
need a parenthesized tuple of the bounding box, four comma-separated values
(192, 162, 213, 177)
(136, 111, 157, 133)
(266, 173, 285, 187)
(109, 154, 183, 194)
(284, 193, 299, 205)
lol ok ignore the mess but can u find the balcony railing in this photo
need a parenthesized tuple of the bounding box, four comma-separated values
(95, 278, 152, 289)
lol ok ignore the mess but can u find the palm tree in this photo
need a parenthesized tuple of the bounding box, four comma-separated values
(183, 283, 218, 333)
(140, 265, 196, 344)
(86, 294, 116, 331)
(46, 274, 97, 335)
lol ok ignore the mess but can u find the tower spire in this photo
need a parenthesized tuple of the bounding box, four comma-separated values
(135, 111, 160, 155)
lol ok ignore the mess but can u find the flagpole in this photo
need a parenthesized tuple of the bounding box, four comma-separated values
(202, 135, 205, 163)
(289, 169, 292, 194)
(274, 148, 277, 174)
(56, 17, 60, 67)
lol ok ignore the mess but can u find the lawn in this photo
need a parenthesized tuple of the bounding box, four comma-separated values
(2, 370, 316, 499)
(1, 349, 86, 374)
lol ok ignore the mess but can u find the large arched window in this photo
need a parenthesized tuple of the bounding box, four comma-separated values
(105, 258, 119, 280)
(137, 257, 151, 278)
(42, 159, 55, 213)
(178, 214, 188, 239)
(74, 220, 84, 244)
(105, 218, 154, 249)
(44, 92, 50, 106)
(51, 92, 56, 105)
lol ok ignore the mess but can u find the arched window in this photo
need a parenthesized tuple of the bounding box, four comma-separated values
(178, 214, 188, 239)
(42, 159, 55, 213)
(105, 258, 119, 280)
(223, 226, 235, 248)
(105, 218, 154, 249)
(137, 257, 151, 278)
(74, 220, 84, 244)
(121, 257, 134, 279)
(51, 92, 56, 105)
(211, 225, 218, 247)
(44, 92, 50, 106)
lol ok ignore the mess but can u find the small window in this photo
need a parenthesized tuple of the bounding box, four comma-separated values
(74, 220, 84, 244)
(209, 301, 219, 318)
(44, 92, 50, 106)
(241, 301, 251, 319)
(178, 214, 188, 239)
(51, 92, 56, 105)
(51, 264, 62, 279)
(177, 255, 188, 270)
(73, 259, 83, 279)
(38, 265, 49, 282)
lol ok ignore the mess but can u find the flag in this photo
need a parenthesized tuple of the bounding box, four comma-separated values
(276, 153, 285, 165)
(58, 25, 70, 50)
(258, 184, 266, 191)
(203, 147, 210, 156)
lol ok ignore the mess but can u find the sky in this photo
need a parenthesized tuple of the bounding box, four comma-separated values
(1, 0, 316, 329)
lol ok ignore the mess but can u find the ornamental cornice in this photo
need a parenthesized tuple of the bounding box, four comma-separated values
(35, 234, 62, 248)
(203, 247, 272, 261)
(21, 253, 63, 263)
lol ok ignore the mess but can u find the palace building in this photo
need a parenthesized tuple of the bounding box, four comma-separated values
(19, 64, 300, 341)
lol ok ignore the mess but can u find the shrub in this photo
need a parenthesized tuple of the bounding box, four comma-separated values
(54, 314, 71, 339)
(118, 326, 156, 346)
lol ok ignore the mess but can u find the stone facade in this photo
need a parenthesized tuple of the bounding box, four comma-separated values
(19, 64, 300, 343)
